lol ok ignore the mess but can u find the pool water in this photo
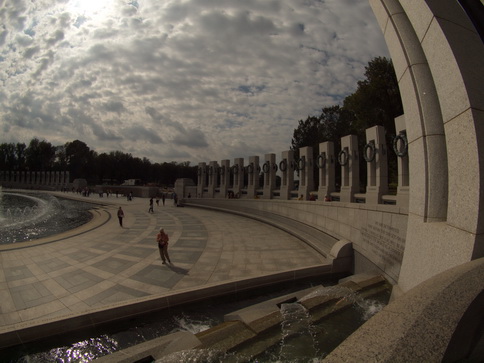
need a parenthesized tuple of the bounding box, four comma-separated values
(0, 192, 93, 244)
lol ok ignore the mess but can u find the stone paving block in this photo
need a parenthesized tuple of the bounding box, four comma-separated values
(84, 285, 149, 307)
(53, 270, 104, 293)
(91, 257, 137, 274)
(130, 265, 184, 288)
(65, 250, 99, 263)
(175, 238, 207, 249)
(4, 266, 34, 282)
(36, 258, 70, 273)
(180, 231, 208, 238)
(117, 246, 155, 259)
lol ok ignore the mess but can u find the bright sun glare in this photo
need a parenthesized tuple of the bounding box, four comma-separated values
(68, 0, 112, 16)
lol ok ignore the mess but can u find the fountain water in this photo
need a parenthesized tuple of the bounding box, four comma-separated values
(5, 282, 389, 362)
(0, 191, 93, 244)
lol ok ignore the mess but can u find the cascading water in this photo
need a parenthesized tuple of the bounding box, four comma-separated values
(0, 191, 93, 244)
(277, 303, 320, 362)
(246, 285, 387, 363)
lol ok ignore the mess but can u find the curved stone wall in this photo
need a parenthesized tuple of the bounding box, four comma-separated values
(370, 0, 484, 294)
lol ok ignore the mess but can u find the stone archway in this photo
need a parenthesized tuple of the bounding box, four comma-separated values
(369, 0, 484, 294)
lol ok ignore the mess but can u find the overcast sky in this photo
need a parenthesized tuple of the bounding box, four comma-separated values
(0, 0, 388, 164)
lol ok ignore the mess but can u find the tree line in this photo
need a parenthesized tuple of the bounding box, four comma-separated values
(1, 56, 402, 188)
(0, 139, 196, 186)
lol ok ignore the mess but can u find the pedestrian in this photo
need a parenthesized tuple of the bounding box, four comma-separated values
(156, 196, 160, 206)
(149, 198, 154, 213)
(117, 207, 124, 227)
(156, 228, 171, 264)
(161, 193, 165, 206)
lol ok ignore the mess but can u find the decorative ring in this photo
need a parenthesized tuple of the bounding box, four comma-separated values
(316, 153, 326, 169)
(247, 163, 254, 174)
(338, 149, 349, 166)
(232, 165, 239, 175)
(262, 161, 270, 173)
(272, 163, 278, 172)
(279, 159, 287, 172)
(393, 133, 408, 157)
(297, 158, 306, 171)
(363, 141, 376, 162)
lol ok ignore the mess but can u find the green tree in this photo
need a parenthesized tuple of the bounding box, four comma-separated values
(343, 56, 402, 135)
(65, 140, 97, 181)
(0, 143, 17, 170)
(25, 138, 56, 171)
(290, 56, 403, 189)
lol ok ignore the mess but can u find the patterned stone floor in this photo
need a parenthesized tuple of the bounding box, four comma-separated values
(0, 192, 328, 337)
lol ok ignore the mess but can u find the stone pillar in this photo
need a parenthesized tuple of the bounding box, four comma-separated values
(365, 125, 388, 204)
(196, 162, 207, 198)
(207, 161, 218, 198)
(339, 135, 359, 203)
(394, 115, 409, 208)
(219, 159, 230, 198)
(262, 153, 276, 199)
(247, 156, 260, 198)
(232, 158, 244, 197)
(279, 150, 295, 200)
(297, 146, 314, 200)
(318, 141, 336, 200)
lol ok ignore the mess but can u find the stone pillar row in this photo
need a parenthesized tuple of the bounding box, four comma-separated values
(0, 171, 70, 187)
(195, 123, 410, 205)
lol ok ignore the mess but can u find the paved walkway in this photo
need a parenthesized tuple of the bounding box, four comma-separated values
(0, 192, 328, 344)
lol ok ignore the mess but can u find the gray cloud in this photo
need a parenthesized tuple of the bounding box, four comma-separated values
(0, 0, 388, 163)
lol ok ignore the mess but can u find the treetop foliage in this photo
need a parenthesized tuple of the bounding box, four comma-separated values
(291, 56, 403, 153)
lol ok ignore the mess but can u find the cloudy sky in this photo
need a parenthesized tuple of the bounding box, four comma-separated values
(0, 0, 388, 164)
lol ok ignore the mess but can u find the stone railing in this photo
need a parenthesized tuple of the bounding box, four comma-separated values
(0, 170, 70, 190)
(187, 121, 409, 208)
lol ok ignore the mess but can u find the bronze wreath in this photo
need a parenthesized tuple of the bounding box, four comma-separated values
(316, 153, 326, 168)
(363, 141, 376, 162)
(393, 132, 408, 157)
(262, 161, 270, 173)
(279, 159, 287, 172)
(338, 149, 349, 166)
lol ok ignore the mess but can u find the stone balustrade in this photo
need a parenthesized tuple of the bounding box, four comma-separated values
(0, 170, 70, 189)
(190, 123, 409, 208)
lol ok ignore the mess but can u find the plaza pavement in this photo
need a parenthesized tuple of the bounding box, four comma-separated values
(0, 192, 329, 347)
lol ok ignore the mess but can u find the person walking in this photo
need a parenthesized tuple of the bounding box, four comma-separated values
(161, 193, 165, 206)
(156, 228, 171, 264)
(117, 207, 124, 227)
(148, 198, 154, 213)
